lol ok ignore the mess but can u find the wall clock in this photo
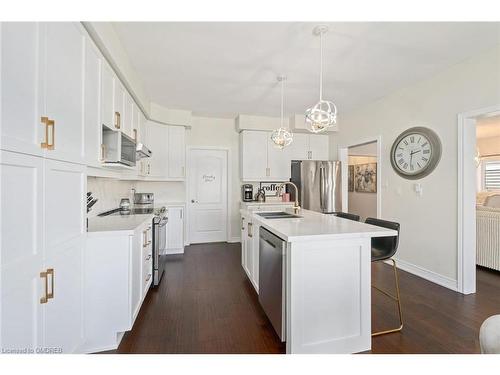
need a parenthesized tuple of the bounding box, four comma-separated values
(390, 126, 442, 179)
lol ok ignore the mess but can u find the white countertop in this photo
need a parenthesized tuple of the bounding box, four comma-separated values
(87, 213, 154, 236)
(249, 208, 397, 242)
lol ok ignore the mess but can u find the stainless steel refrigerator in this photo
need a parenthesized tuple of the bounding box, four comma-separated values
(290, 160, 342, 214)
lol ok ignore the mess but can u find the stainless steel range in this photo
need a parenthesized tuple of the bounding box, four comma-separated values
(133, 193, 168, 288)
(98, 193, 168, 288)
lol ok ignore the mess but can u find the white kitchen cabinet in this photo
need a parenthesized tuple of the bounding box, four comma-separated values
(0, 151, 44, 351)
(146, 121, 169, 178)
(309, 134, 330, 160)
(240, 131, 268, 180)
(84, 219, 152, 352)
(43, 159, 85, 352)
(84, 39, 102, 167)
(267, 136, 291, 181)
(0, 23, 43, 157)
(1, 22, 86, 165)
(122, 92, 134, 139)
(166, 206, 185, 254)
(113, 79, 125, 131)
(240, 130, 295, 181)
(100, 61, 114, 131)
(245, 219, 254, 281)
(240, 211, 258, 292)
(0, 151, 85, 353)
(168, 125, 186, 179)
(289, 133, 309, 160)
(42, 22, 85, 165)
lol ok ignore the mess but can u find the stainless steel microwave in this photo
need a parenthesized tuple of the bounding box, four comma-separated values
(102, 125, 137, 167)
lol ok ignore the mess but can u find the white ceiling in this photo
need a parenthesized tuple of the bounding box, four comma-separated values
(112, 22, 500, 118)
(477, 114, 500, 139)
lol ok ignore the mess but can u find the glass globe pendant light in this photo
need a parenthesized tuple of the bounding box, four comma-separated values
(305, 25, 337, 133)
(271, 75, 293, 149)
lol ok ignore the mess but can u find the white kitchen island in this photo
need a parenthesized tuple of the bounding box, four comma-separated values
(248, 208, 397, 354)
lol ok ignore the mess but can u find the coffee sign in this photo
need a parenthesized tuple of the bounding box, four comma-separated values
(259, 182, 285, 197)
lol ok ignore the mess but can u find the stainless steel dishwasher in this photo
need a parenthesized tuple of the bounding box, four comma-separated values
(259, 227, 286, 342)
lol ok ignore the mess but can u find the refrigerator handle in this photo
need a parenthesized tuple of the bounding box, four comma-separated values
(319, 164, 325, 211)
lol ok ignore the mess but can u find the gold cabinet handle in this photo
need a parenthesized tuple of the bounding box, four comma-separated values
(133, 128, 137, 141)
(40, 270, 48, 304)
(100, 144, 106, 161)
(47, 268, 54, 300)
(114, 112, 121, 129)
(143, 230, 147, 247)
(248, 222, 253, 238)
(146, 274, 151, 282)
(145, 254, 152, 261)
(147, 163, 150, 175)
(40, 117, 55, 150)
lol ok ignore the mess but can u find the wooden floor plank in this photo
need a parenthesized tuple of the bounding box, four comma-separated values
(103, 242, 500, 354)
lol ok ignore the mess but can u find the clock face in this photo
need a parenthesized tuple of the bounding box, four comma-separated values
(390, 127, 442, 179)
(393, 133, 432, 175)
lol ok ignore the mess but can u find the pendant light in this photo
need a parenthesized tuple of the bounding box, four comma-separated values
(271, 75, 293, 149)
(305, 25, 337, 133)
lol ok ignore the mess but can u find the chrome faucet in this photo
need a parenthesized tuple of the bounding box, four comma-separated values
(276, 182, 300, 214)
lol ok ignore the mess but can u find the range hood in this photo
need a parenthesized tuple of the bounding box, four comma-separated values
(136, 143, 152, 159)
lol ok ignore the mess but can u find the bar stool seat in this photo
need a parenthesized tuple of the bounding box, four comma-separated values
(365, 217, 403, 337)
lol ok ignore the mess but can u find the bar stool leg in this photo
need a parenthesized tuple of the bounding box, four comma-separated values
(372, 258, 404, 337)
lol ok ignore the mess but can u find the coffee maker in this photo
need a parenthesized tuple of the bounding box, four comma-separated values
(242, 184, 253, 202)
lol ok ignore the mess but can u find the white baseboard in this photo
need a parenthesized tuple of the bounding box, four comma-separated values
(227, 236, 241, 243)
(385, 258, 458, 292)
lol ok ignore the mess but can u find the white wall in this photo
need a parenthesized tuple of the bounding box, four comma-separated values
(87, 177, 134, 217)
(186, 116, 241, 241)
(330, 45, 500, 285)
(348, 155, 378, 221)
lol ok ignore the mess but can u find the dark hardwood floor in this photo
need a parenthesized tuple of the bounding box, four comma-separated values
(107, 242, 500, 354)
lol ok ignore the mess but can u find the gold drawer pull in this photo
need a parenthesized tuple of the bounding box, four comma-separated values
(143, 240, 152, 248)
(145, 274, 151, 282)
(114, 112, 121, 129)
(100, 144, 106, 161)
(41, 117, 55, 150)
(40, 270, 48, 304)
(47, 268, 54, 300)
(133, 128, 137, 141)
(145, 254, 152, 261)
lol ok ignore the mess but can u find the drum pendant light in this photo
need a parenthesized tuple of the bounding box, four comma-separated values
(270, 75, 293, 149)
(305, 25, 337, 133)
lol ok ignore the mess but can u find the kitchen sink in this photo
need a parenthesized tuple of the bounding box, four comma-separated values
(256, 211, 302, 219)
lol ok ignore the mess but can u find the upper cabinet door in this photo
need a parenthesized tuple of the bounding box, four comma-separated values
(241, 131, 268, 181)
(309, 135, 329, 160)
(100, 62, 114, 130)
(147, 122, 169, 178)
(168, 126, 186, 179)
(0, 151, 44, 351)
(84, 40, 102, 167)
(122, 92, 133, 138)
(0, 23, 44, 157)
(113, 80, 125, 131)
(267, 134, 291, 181)
(289, 133, 309, 161)
(42, 23, 85, 164)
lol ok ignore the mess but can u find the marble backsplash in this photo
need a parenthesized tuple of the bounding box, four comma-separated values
(87, 177, 185, 217)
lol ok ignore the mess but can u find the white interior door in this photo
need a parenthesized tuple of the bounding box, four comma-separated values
(188, 149, 228, 243)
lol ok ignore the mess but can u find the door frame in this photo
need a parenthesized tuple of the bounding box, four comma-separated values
(185, 146, 230, 245)
(338, 136, 382, 218)
(457, 104, 500, 294)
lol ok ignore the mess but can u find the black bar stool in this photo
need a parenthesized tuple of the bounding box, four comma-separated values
(332, 212, 360, 222)
(365, 217, 403, 337)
